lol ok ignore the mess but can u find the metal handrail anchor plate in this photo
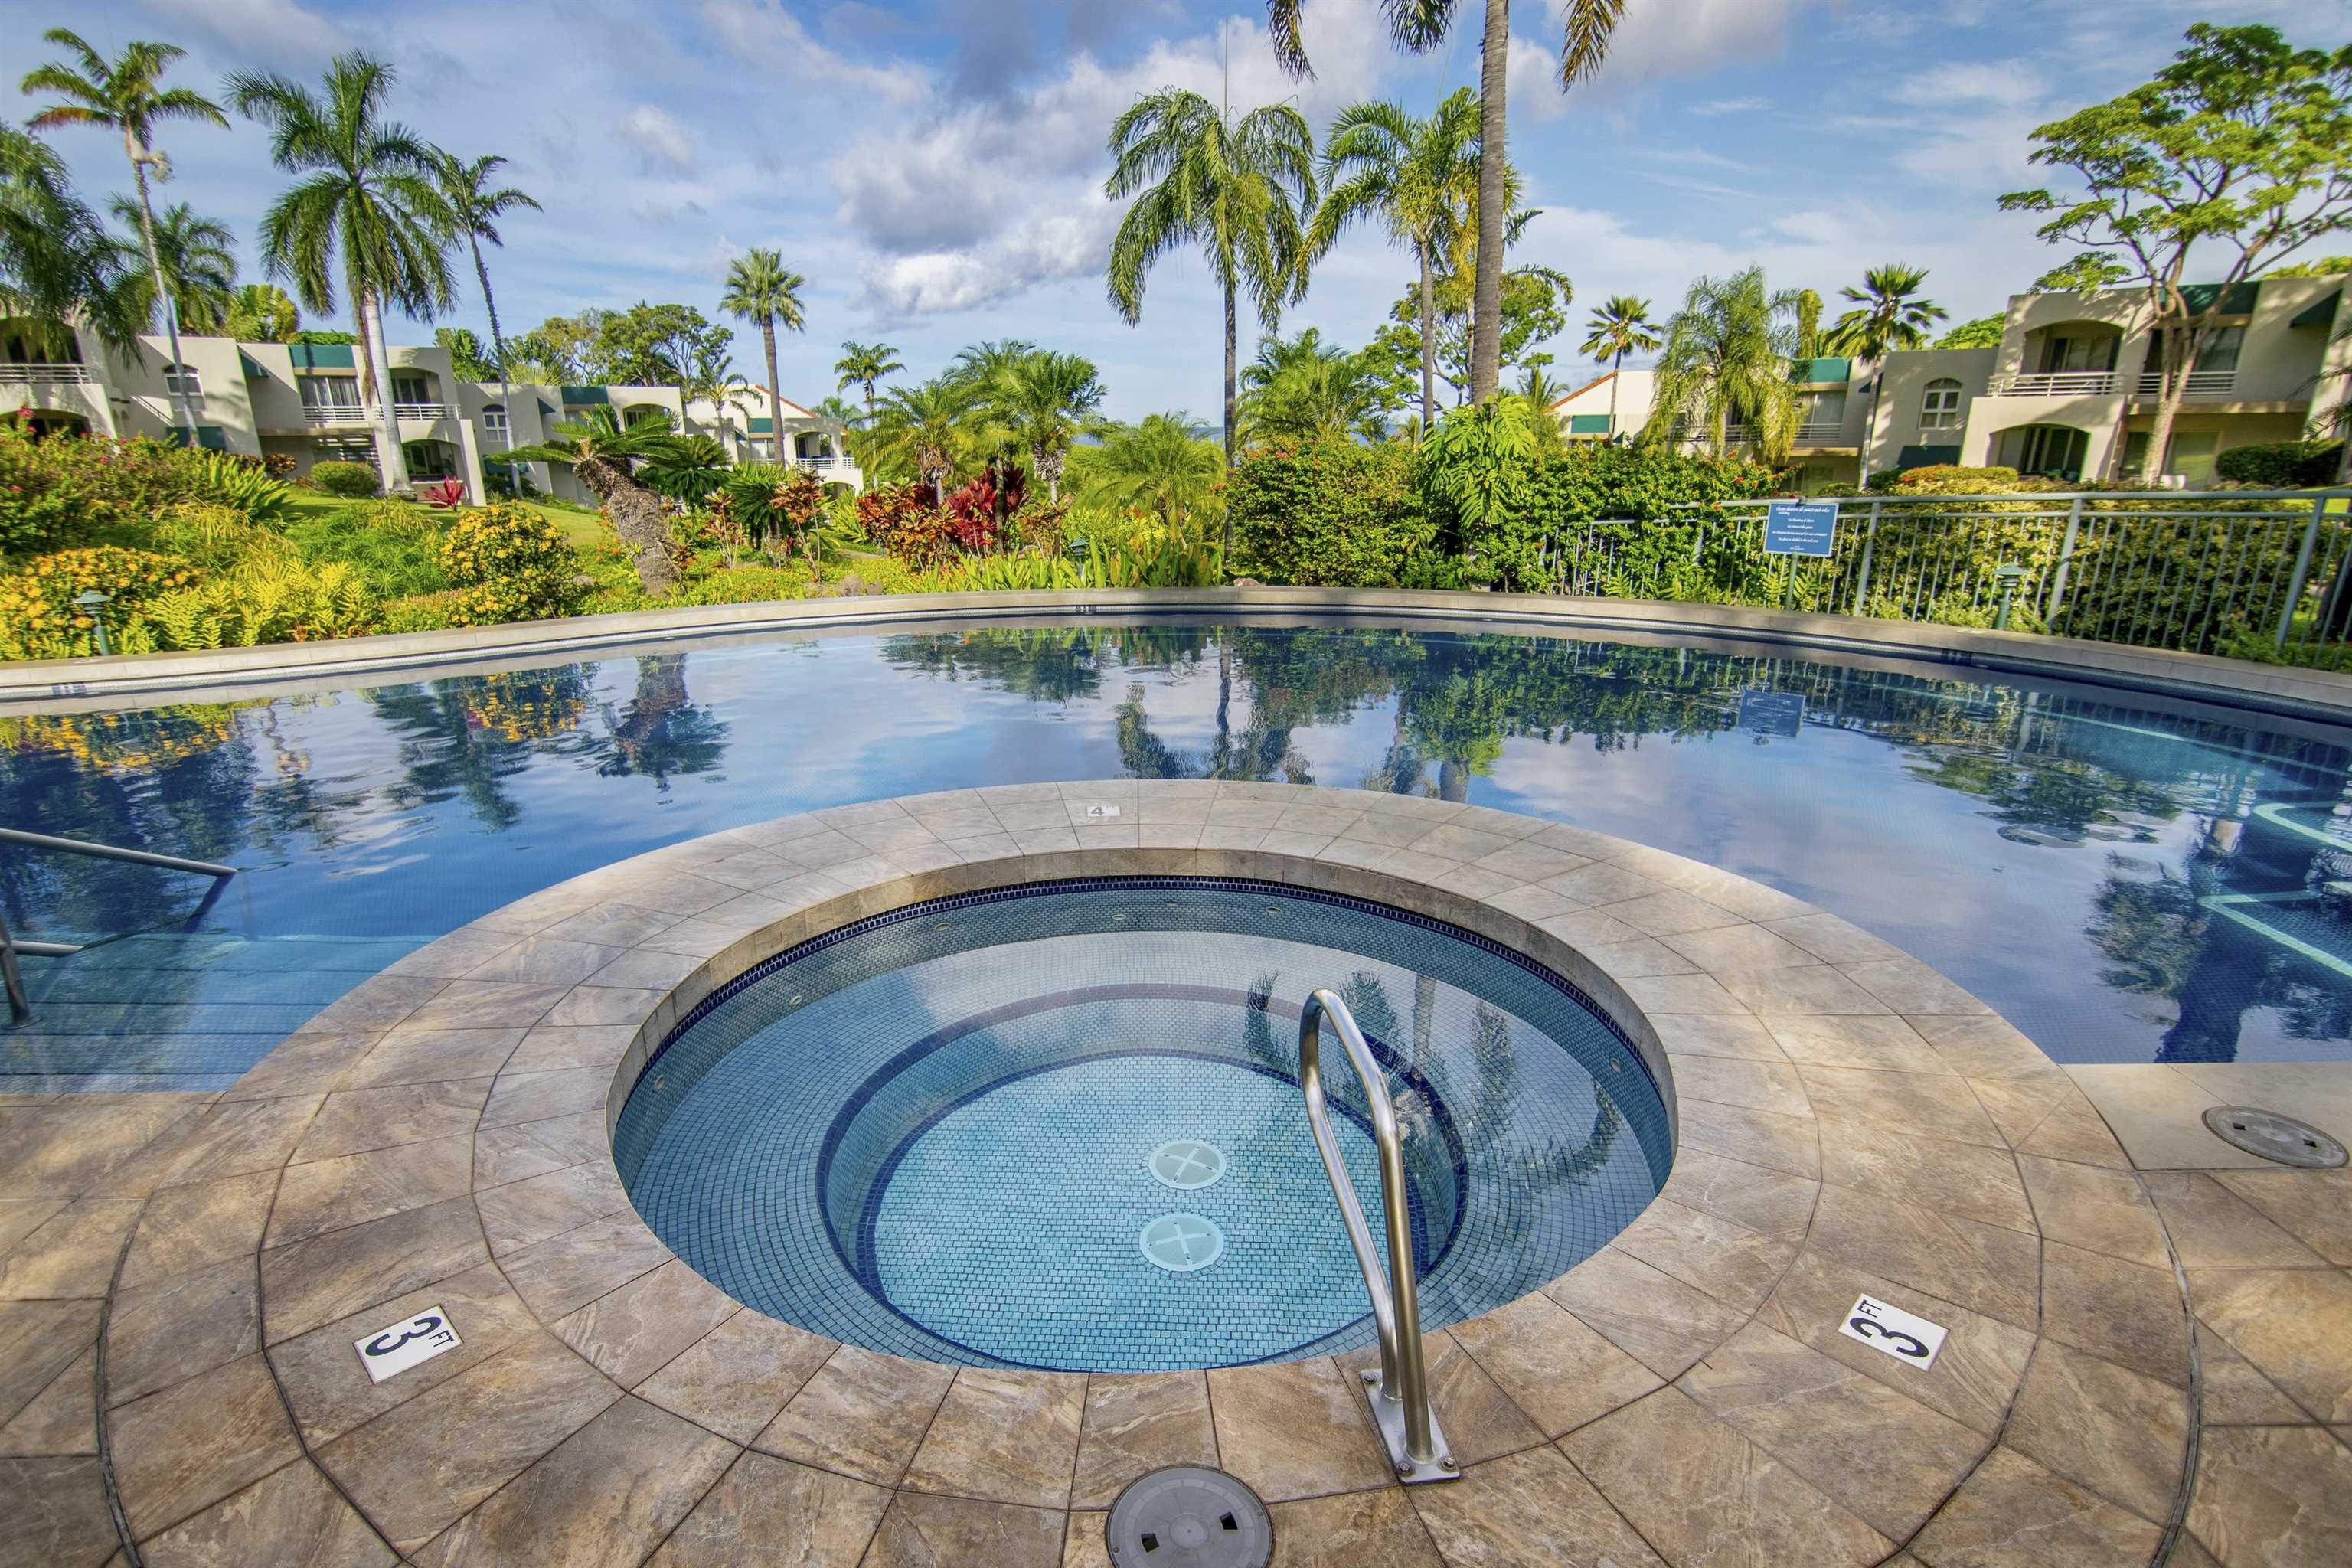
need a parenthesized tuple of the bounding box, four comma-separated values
(1296, 987, 1456, 1483)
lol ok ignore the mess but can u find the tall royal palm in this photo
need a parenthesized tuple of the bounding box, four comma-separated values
(0, 127, 140, 354)
(229, 52, 453, 496)
(1579, 294, 1659, 444)
(433, 151, 540, 468)
(874, 379, 975, 505)
(1106, 86, 1314, 553)
(1270, 1, 1624, 403)
(1311, 90, 1481, 423)
(1647, 267, 1803, 459)
(1822, 263, 1945, 485)
(111, 198, 234, 335)
(21, 29, 228, 436)
(833, 340, 903, 420)
(999, 350, 1107, 502)
(719, 248, 805, 461)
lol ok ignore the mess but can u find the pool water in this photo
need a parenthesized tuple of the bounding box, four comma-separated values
(611, 880, 1670, 1371)
(4, 619, 2351, 1089)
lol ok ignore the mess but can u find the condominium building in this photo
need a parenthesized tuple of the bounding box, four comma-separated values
(0, 322, 860, 503)
(1551, 273, 2350, 490)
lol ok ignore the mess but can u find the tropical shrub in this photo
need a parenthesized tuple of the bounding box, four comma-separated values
(0, 426, 214, 555)
(881, 505, 961, 570)
(0, 547, 199, 660)
(1419, 401, 1548, 586)
(435, 503, 586, 625)
(309, 459, 380, 498)
(1228, 439, 1429, 586)
(286, 501, 449, 599)
(147, 502, 276, 573)
(942, 470, 1022, 555)
(1529, 444, 1775, 521)
(142, 559, 377, 648)
(857, 482, 938, 559)
(2216, 439, 2344, 488)
(190, 450, 296, 523)
(416, 478, 468, 509)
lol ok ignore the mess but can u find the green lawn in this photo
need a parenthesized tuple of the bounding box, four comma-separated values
(281, 490, 612, 551)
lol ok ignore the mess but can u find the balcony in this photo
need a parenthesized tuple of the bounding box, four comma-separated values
(1985, 371, 2118, 397)
(0, 363, 94, 384)
(1789, 421, 1851, 445)
(303, 404, 367, 426)
(2135, 370, 2235, 399)
(394, 402, 450, 421)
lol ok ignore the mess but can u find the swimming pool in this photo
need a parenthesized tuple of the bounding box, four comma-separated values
(611, 879, 1669, 1371)
(4, 618, 2350, 1088)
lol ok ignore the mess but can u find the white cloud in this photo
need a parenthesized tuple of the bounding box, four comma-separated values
(864, 207, 1122, 314)
(699, 0, 929, 106)
(622, 105, 696, 169)
(133, 0, 348, 65)
(1690, 95, 1771, 117)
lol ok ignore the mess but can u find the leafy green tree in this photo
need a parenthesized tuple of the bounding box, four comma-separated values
(809, 393, 864, 429)
(433, 149, 538, 464)
(2269, 255, 2352, 278)
(1579, 294, 1659, 444)
(593, 302, 731, 396)
(720, 249, 805, 456)
(1792, 288, 1822, 360)
(0, 126, 139, 355)
(1822, 263, 1945, 483)
(946, 338, 1038, 394)
(1227, 436, 1426, 585)
(228, 51, 452, 495)
(110, 198, 233, 335)
(501, 406, 686, 596)
(2030, 251, 2132, 292)
(506, 312, 603, 384)
(1369, 256, 1570, 411)
(1106, 84, 1315, 516)
(1420, 397, 1544, 582)
(1936, 315, 2005, 349)
(1270, 0, 1625, 402)
(871, 378, 976, 504)
(2001, 24, 2352, 479)
(433, 325, 497, 379)
(1310, 90, 1483, 420)
(1070, 413, 1225, 534)
(833, 339, 902, 419)
(22, 29, 228, 434)
(1645, 267, 1802, 460)
(220, 282, 299, 341)
(997, 350, 1108, 501)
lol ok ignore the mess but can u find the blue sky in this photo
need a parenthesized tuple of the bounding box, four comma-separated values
(8, 0, 2344, 419)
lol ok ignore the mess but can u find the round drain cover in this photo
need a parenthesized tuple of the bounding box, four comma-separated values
(1138, 1213, 1223, 1272)
(1148, 1139, 1227, 1191)
(2203, 1106, 2349, 1169)
(1106, 1465, 1272, 1566)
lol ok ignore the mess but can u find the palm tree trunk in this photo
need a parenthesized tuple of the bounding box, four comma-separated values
(130, 156, 195, 436)
(580, 453, 679, 596)
(1416, 239, 1437, 426)
(1857, 375, 1880, 487)
(1606, 352, 1622, 442)
(1223, 279, 1238, 558)
(471, 235, 519, 490)
(361, 289, 413, 495)
(760, 315, 782, 469)
(1470, 0, 1511, 404)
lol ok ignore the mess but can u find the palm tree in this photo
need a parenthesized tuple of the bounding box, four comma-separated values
(872, 378, 975, 505)
(998, 350, 1107, 501)
(1822, 263, 1945, 485)
(1645, 267, 1803, 460)
(947, 338, 1037, 392)
(1238, 328, 1390, 445)
(503, 407, 687, 596)
(228, 52, 453, 497)
(1579, 294, 1658, 445)
(109, 198, 234, 335)
(1072, 413, 1225, 534)
(21, 29, 228, 436)
(681, 346, 753, 437)
(1310, 90, 1482, 423)
(1269, 0, 1624, 403)
(719, 248, 805, 466)
(0, 126, 140, 355)
(834, 340, 903, 419)
(220, 281, 299, 341)
(1106, 84, 1315, 537)
(432, 150, 539, 469)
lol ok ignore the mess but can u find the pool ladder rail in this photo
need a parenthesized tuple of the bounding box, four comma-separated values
(1297, 988, 1457, 1484)
(0, 828, 238, 1024)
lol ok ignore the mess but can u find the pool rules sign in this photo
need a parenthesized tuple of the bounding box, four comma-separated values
(1762, 500, 1838, 557)
(355, 1305, 462, 1383)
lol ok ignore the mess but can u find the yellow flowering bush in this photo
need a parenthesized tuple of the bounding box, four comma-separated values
(0, 547, 197, 660)
(434, 503, 586, 626)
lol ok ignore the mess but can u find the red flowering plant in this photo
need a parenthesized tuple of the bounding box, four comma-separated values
(417, 478, 467, 508)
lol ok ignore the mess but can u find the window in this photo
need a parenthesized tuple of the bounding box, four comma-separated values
(2122, 432, 2151, 478)
(2194, 326, 2244, 374)
(403, 441, 458, 479)
(2166, 430, 2220, 485)
(2004, 424, 2089, 479)
(481, 403, 509, 436)
(2036, 332, 2118, 374)
(1920, 378, 1963, 430)
(299, 375, 361, 411)
(1798, 392, 1845, 430)
(163, 363, 202, 400)
(390, 373, 433, 406)
(748, 439, 774, 460)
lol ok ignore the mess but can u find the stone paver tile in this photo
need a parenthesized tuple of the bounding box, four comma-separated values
(1532, 909, 1646, 950)
(2190, 1266, 2352, 1423)
(1541, 1247, 1747, 1380)
(538, 903, 691, 950)
(2195, 1322, 2310, 1425)
(116, 1171, 276, 1290)
(1610, 1198, 1798, 1312)
(753, 1345, 955, 1487)
(1338, 1330, 1542, 1468)
(1907, 1445, 2163, 1566)
(1410, 1442, 1665, 1567)
(2002, 1339, 2186, 1524)
(0, 1102, 188, 1197)
(266, 1259, 539, 1447)
(1756, 1249, 2033, 1438)
(1675, 1099, 1820, 1180)
(2187, 1423, 2352, 1568)
(315, 1331, 622, 1554)
(1763, 913, 1910, 966)
(1581, 936, 1704, 981)
(1796, 1063, 2003, 1148)
(0, 1455, 119, 1566)
(2041, 1242, 2190, 1388)
(1206, 1355, 1392, 1502)
(385, 927, 532, 979)
(1964, 1075, 2073, 1148)
(266, 1135, 473, 1247)
(1470, 841, 1592, 884)
(217, 1031, 375, 1101)
(478, 1067, 607, 1129)
(473, 1162, 630, 1256)
(2016, 1155, 2171, 1269)
(343, 1030, 523, 1090)
(1816, 1118, 2036, 1233)
(1665, 1055, 1811, 1118)
(1806, 1184, 2041, 1331)
(107, 1353, 299, 1542)
(260, 1194, 487, 1345)
(542, 985, 664, 1027)
(859, 1491, 1064, 1568)
(2210, 1168, 2352, 1265)
(0, 1344, 94, 1455)
(105, 1256, 259, 1407)
(0, 1197, 145, 1298)
(1660, 922, 1819, 973)
(1648, 1014, 1785, 1061)
(0, 1298, 97, 1430)
(2014, 1096, 2134, 1169)
(1063, 1511, 1110, 1568)
(1560, 1387, 1893, 1568)
(2141, 1171, 2328, 1269)
(554, 1259, 738, 1390)
(499, 1027, 636, 1076)
(292, 1080, 488, 1164)
(1611, 848, 1817, 922)
(1838, 956, 1990, 1015)
(904, 1367, 1086, 1509)
(1596, 890, 1749, 940)
(1540, 861, 1667, 910)
(1404, 824, 1515, 864)
(136, 1457, 394, 1568)
(1715, 963, 1895, 1017)
(1617, 972, 1743, 1014)
(133, 1096, 322, 1191)
(1661, 1148, 1818, 1237)
(1070, 1370, 1215, 1510)
(1261, 1488, 1443, 1568)
(1906, 1014, 2066, 1082)
(412, 1396, 734, 1568)
(636, 1310, 837, 1446)
(2064, 1066, 2259, 1170)
(0, 1198, 66, 1257)
(1765, 1014, 1951, 1074)
(297, 975, 446, 1034)
(647, 1451, 887, 1568)
(1447, 1290, 1662, 1441)
(461, 936, 629, 988)
(469, 1125, 576, 1189)
(498, 1211, 673, 1323)
(399, 982, 569, 1033)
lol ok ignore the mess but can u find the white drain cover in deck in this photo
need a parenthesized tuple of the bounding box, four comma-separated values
(1139, 1214, 1224, 1272)
(1148, 1139, 1227, 1191)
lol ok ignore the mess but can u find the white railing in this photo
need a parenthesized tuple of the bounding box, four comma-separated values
(795, 456, 837, 472)
(1791, 421, 1851, 444)
(1986, 371, 2118, 397)
(0, 363, 94, 385)
(2135, 370, 2236, 398)
(394, 402, 449, 421)
(304, 404, 366, 424)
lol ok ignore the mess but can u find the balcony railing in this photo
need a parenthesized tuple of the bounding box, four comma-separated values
(796, 456, 843, 472)
(1723, 422, 1852, 446)
(303, 404, 366, 424)
(2135, 370, 2236, 398)
(1986, 371, 2118, 397)
(0, 363, 94, 384)
(394, 401, 449, 421)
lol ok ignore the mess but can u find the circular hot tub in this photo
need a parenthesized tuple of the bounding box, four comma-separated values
(612, 877, 1671, 1372)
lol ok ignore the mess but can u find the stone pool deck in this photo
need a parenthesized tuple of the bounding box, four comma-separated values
(2, 780, 2347, 1567)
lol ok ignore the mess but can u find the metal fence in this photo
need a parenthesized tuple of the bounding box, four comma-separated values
(1548, 489, 2352, 660)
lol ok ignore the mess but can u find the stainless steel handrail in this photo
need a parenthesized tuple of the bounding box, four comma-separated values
(1296, 987, 1455, 1483)
(0, 828, 236, 879)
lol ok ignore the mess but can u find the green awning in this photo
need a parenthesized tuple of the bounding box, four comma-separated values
(746, 416, 774, 434)
(537, 400, 556, 418)
(2180, 280, 2259, 315)
(237, 351, 269, 380)
(1792, 357, 1851, 384)
(560, 385, 609, 404)
(289, 343, 356, 370)
(1567, 413, 1613, 435)
(2290, 291, 2342, 330)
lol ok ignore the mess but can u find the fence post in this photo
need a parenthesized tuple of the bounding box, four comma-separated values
(2275, 492, 2330, 650)
(1848, 500, 1881, 616)
(2044, 495, 2084, 621)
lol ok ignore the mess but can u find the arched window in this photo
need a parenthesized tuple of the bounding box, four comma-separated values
(163, 363, 201, 400)
(1920, 377, 1962, 430)
(480, 402, 508, 436)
